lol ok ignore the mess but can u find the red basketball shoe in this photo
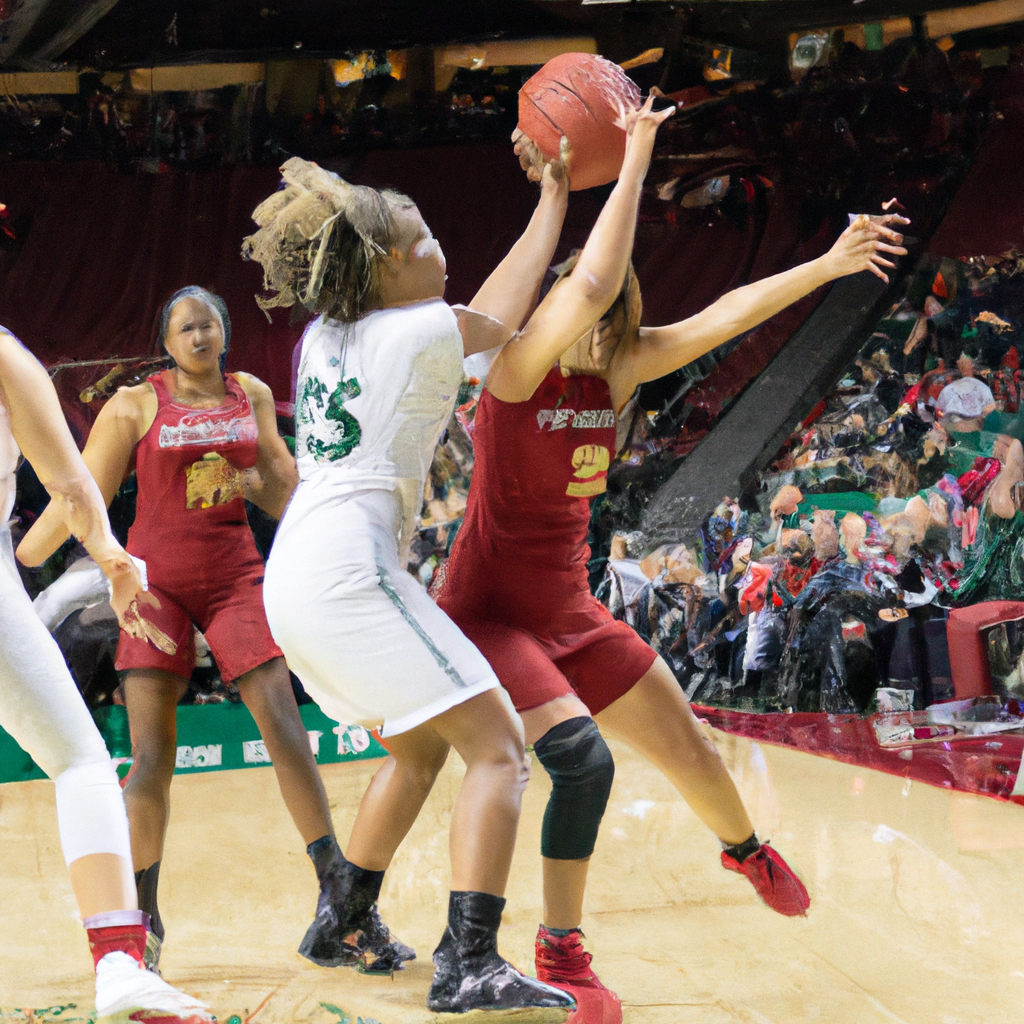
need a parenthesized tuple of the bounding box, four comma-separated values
(535, 926, 622, 1024)
(721, 842, 810, 917)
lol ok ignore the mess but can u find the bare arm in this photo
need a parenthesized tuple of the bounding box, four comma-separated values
(17, 382, 146, 567)
(617, 212, 910, 390)
(0, 330, 145, 626)
(235, 372, 298, 520)
(464, 160, 570, 346)
(485, 97, 673, 403)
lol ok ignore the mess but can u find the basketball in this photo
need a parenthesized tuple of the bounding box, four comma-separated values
(518, 52, 642, 190)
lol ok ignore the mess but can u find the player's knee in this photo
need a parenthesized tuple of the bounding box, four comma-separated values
(508, 749, 532, 798)
(394, 747, 447, 796)
(519, 750, 532, 787)
(496, 738, 529, 775)
(489, 720, 527, 767)
(55, 752, 119, 792)
(486, 736, 531, 799)
(535, 717, 615, 861)
(54, 757, 132, 867)
(126, 737, 176, 790)
(422, 742, 451, 784)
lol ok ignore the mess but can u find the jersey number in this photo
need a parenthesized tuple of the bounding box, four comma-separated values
(299, 375, 362, 462)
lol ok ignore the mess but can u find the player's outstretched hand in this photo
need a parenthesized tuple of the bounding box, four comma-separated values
(620, 94, 674, 179)
(825, 203, 910, 284)
(103, 553, 177, 656)
(624, 94, 674, 144)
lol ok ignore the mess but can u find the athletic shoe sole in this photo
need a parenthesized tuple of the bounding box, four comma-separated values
(354, 955, 404, 975)
(430, 1008, 572, 1023)
(554, 984, 622, 1024)
(298, 947, 363, 968)
(302, 935, 415, 973)
(97, 1011, 212, 1024)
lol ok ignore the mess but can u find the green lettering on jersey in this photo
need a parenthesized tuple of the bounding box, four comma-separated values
(298, 375, 362, 461)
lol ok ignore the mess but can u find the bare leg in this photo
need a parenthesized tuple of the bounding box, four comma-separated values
(336, 689, 568, 1014)
(345, 736, 450, 871)
(68, 854, 137, 918)
(344, 687, 528, 895)
(541, 857, 592, 931)
(122, 670, 188, 871)
(596, 657, 754, 845)
(237, 657, 333, 845)
(432, 687, 530, 895)
(600, 659, 809, 918)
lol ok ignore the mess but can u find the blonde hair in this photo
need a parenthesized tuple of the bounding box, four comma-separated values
(553, 252, 642, 368)
(243, 157, 414, 323)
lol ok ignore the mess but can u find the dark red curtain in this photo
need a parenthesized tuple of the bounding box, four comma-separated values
(0, 145, 804, 429)
(0, 147, 545, 405)
(0, 162, 294, 393)
(928, 82, 1024, 261)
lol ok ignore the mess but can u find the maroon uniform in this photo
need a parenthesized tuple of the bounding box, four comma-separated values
(436, 366, 656, 713)
(116, 371, 282, 682)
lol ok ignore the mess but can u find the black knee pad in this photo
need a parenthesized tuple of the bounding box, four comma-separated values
(534, 716, 615, 860)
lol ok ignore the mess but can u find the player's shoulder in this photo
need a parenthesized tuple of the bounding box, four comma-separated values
(422, 297, 459, 332)
(385, 297, 456, 332)
(0, 326, 30, 361)
(398, 300, 461, 361)
(230, 370, 269, 393)
(231, 371, 273, 406)
(0, 329, 52, 386)
(112, 379, 155, 401)
(102, 381, 155, 423)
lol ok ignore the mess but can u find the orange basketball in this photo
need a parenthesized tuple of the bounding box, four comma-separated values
(518, 53, 642, 191)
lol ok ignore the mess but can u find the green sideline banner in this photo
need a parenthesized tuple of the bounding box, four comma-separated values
(0, 702, 387, 785)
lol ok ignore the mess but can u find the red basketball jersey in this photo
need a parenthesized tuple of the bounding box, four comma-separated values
(443, 366, 616, 601)
(127, 371, 261, 591)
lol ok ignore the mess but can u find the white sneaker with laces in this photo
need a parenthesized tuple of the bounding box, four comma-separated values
(94, 951, 212, 1023)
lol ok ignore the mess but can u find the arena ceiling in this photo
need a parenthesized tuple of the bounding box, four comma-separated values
(0, 0, 1020, 72)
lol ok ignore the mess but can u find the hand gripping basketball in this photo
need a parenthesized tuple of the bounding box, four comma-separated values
(518, 53, 642, 190)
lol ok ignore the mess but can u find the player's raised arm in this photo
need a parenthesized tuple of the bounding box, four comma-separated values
(486, 96, 673, 403)
(623, 210, 909, 388)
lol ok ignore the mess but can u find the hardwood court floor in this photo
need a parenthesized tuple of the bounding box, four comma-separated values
(2, 728, 1023, 1023)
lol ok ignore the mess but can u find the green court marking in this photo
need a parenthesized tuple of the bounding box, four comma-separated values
(318, 1005, 381, 1024)
(319, 1005, 352, 1024)
(0, 1008, 93, 1023)
(0, 702, 387, 785)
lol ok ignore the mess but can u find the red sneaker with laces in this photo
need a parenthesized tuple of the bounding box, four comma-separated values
(535, 926, 622, 1024)
(721, 842, 810, 917)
